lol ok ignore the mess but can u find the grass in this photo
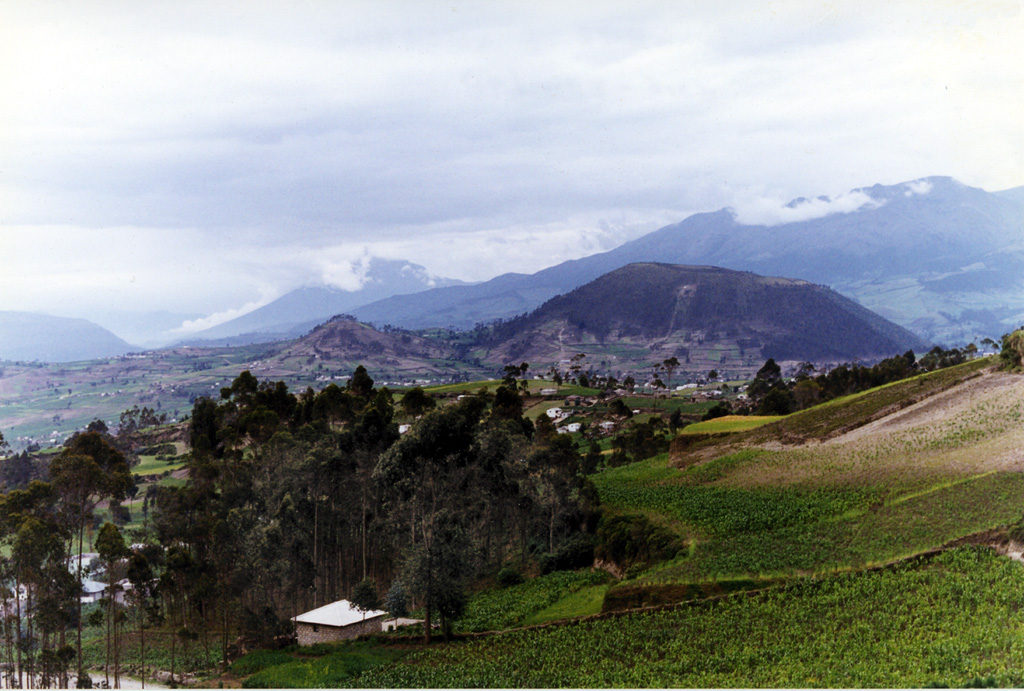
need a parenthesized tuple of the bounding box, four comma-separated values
(132, 453, 187, 475)
(680, 414, 783, 434)
(747, 357, 993, 442)
(520, 584, 610, 626)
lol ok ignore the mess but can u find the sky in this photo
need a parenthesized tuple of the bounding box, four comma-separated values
(1, 0, 1022, 341)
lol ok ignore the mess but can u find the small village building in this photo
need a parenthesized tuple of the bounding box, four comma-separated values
(81, 580, 106, 604)
(292, 599, 387, 646)
(545, 407, 563, 419)
(382, 617, 423, 632)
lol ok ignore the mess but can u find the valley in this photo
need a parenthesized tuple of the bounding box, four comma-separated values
(0, 323, 1020, 688)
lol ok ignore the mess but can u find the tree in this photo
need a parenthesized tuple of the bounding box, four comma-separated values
(347, 365, 375, 401)
(126, 551, 156, 688)
(400, 386, 436, 418)
(399, 511, 472, 642)
(374, 396, 487, 642)
(383, 580, 409, 619)
(50, 431, 132, 682)
(96, 522, 129, 688)
(662, 357, 680, 387)
(350, 579, 381, 616)
(1000, 329, 1024, 369)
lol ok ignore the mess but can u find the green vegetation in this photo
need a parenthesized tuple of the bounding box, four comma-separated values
(456, 570, 610, 632)
(352, 548, 1024, 688)
(680, 414, 782, 434)
(238, 640, 407, 688)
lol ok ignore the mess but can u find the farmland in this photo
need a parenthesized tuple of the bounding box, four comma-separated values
(592, 360, 1024, 588)
(352, 548, 1024, 688)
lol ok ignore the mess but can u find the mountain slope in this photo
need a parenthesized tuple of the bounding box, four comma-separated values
(354, 177, 1024, 342)
(483, 264, 930, 367)
(183, 258, 467, 344)
(0, 312, 136, 362)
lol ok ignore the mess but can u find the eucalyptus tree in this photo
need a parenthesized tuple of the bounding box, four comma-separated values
(50, 431, 132, 682)
(96, 523, 129, 689)
(125, 551, 155, 688)
(374, 394, 489, 642)
(1, 481, 71, 688)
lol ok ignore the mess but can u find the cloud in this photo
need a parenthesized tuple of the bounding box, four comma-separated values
(1, 0, 1022, 338)
(171, 295, 279, 336)
(905, 179, 934, 196)
(728, 190, 884, 227)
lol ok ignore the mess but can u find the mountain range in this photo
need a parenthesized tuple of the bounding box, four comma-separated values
(3, 176, 1020, 363)
(348, 177, 1023, 343)
(179, 258, 467, 346)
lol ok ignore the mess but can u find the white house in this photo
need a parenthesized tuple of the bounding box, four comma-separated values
(292, 599, 388, 646)
(81, 580, 106, 604)
(545, 407, 563, 419)
(382, 617, 424, 632)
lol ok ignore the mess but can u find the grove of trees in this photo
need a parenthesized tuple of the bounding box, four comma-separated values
(0, 365, 602, 686)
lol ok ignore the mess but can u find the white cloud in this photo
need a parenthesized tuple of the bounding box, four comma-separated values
(905, 179, 934, 196)
(728, 191, 884, 227)
(171, 296, 278, 336)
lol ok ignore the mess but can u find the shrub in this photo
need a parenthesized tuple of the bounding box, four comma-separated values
(594, 513, 683, 569)
(496, 565, 525, 588)
(999, 329, 1024, 370)
(540, 533, 596, 574)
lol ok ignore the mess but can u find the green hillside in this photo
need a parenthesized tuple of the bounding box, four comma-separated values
(587, 359, 1024, 603)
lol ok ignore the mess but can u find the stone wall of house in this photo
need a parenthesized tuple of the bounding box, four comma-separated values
(295, 616, 384, 646)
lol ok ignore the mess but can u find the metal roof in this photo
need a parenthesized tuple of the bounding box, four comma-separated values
(291, 599, 386, 628)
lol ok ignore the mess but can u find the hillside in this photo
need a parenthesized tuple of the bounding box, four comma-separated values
(0, 316, 491, 450)
(0, 311, 137, 362)
(482, 263, 929, 371)
(594, 358, 1024, 590)
(352, 177, 1024, 343)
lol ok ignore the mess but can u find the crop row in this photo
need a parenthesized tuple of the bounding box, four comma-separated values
(352, 547, 1024, 688)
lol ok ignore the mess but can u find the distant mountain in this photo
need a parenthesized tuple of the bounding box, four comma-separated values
(482, 264, 930, 367)
(0, 312, 136, 362)
(180, 258, 467, 345)
(353, 177, 1024, 344)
